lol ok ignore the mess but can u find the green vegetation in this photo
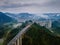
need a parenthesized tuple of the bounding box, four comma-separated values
(3, 22, 28, 45)
(0, 38, 3, 45)
(0, 42, 3, 45)
(22, 23, 60, 45)
(0, 25, 11, 45)
(52, 20, 60, 34)
(1, 22, 60, 45)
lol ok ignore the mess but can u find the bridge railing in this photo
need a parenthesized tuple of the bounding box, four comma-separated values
(7, 24, 32, 45)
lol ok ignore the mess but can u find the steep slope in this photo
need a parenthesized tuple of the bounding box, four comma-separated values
(23, 23, 60, 45)
(52, 20, 60, 28)
(3, 22, 28, 45)
(6, 13, 35, 22)
(0, 12, 13, 24)
(52, 20, 60, 34)
(44, 13, 60, 21)
(6, 13, 42, 21)
(2, 23, 60, 45)
(18, 13, 35, 20)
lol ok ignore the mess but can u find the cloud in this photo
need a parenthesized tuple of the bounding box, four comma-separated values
(0, 3, 40, 9)
(0, 0, 60, 13)
(0, 0, 55, 9)
(44, 0, 60, 7)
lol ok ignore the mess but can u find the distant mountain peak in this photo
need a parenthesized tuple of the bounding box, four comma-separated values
(18, 13, 34, 16)
(0, 12, 14, 25)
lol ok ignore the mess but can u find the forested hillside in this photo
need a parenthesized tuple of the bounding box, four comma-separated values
(22, 23, 60, 45)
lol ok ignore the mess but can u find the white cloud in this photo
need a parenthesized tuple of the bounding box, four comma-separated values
(39, 15, 49, 19)
(0, 0, 60, 14)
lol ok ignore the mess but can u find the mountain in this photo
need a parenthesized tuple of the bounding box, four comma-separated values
(6, 13, 34, 19)
(0, 12, 13, 25)
(6, 13, 40, 22)
(52, 20, 60, 34)
(52, 20, 60, 28)
(3, 23, 60, 45)
(44, 13, 60, 21)
(22, 23, 60, 45)
(6, 13, 60, 22)
(17, 13, 35, 20)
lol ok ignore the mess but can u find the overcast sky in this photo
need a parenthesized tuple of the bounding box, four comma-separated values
(0, 0, 60, 14)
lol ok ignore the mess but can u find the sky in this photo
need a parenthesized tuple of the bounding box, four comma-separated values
(0, 0, 60, 14)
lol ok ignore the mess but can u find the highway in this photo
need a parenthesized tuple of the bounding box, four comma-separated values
(7, 24, 32, 45)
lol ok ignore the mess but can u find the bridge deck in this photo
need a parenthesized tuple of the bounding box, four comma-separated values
(7, 24, 32, 45)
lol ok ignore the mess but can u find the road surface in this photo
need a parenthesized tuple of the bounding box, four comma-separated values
(7, 24, 32, 45)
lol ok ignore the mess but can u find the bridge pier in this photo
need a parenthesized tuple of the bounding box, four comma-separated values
(17, 38, 20, 45)
(19, 36, 22, 45)
(14, 42, 16, 45)
(14, 36, 22, 45)
(7, 24, 32, 45)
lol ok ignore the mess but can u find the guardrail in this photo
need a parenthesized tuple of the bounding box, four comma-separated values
(7, 24, 32, 45)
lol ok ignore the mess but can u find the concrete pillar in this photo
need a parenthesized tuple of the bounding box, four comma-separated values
(14, 42, 16, 45)
(16, 40, 17, 45)
(11, 42, 15, 45)
(14, 39, 20, 45)
(19, 36, 22, 45)
(17, 38, 20, 45)
(12, 41, 17, 45)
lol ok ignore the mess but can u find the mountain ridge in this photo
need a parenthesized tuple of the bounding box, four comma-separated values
(0, 12, 14, 25)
